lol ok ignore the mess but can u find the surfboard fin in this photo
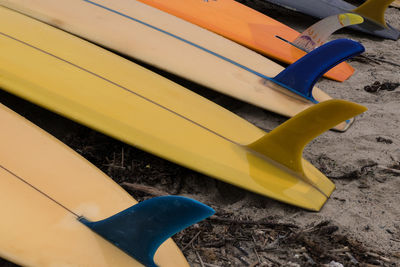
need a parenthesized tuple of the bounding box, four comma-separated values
(352, 0, 394, 27)
(272, 39, 364, 100)
(293, 13, 364, 52)
(247, 100, 367, 193)
(79, 196, 214, 267)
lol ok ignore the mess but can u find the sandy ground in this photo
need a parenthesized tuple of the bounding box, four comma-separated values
(0, 1, 399, 266)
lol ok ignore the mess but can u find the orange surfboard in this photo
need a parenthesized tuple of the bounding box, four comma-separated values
(137, 0, 354, 82)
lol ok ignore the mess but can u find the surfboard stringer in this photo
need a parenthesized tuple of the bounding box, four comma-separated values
(0, 6, 368, 211)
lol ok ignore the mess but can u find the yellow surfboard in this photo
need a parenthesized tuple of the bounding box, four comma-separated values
(0, 102, 216, 266)
(0, 6, 366, 211)
(0, 0, 363, 131)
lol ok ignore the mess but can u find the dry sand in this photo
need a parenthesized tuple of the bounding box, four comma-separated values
(0, 1, 399, 266)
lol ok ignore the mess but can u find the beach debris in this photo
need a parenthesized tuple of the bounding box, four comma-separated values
(364, 81, 400, 93)
(328, 260, 344, 267)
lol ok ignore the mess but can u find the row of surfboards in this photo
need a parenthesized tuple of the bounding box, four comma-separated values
(0, 0, 397, 266)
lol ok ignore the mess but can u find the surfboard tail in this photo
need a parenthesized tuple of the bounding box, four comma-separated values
(352, 0, 394, 27)
(79, 196, 214, 267)
(247, 100, 367, 195)
(272, 39, 365, 102)
(293, 13, 364, 52)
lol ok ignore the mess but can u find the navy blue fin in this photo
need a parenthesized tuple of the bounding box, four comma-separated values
(79, 196, 214, 267)
(272, 39, 365, 100)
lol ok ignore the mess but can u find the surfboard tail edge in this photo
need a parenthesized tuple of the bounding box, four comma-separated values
(324, 61, 354, 82)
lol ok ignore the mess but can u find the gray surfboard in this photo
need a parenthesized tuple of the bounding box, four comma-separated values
(265, 0, 400, 40)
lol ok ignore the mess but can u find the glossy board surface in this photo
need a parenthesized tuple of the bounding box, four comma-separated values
(0, 7, 366, 211)
(136, 0, 355, 81)
(0, 0, 341, 119)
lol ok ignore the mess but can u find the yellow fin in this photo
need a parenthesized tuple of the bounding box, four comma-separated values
(247, 100, 367, 192)
(352, 0, 394, 27)
(338, 13, 364, 26)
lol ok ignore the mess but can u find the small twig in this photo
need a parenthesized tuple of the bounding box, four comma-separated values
(238, 256, 250, 266)
(103, 163, 125, 169)
(377, 165, 400, 174)
(254, 248, 262, 264)
(360, 163, 378, 172)
(262, 237, 268, 247)
(370, 57, 400, 67)
(345, 252, 359, 265)
(366, 252, 391, 263)
(249, 261, 259, 267)
(252, 235, 262, 265)
(193, 261, 221, 267)
(209, 216, 298, 228)
(121, 147, 124, 168)
(195, 250, 206, 267)
(263, 239, 280, 251)
(354, 54, 400, 68)
(330, 247, 350, 253)
(121, 182, 169, 196)
(352, 54, 381, 65)
(183, 231, 201, 251)
(234, 243, 249, 256)
(303, 252, 316, 265)
(104, 150, 126, 169)
(201, 239, 228, 248)
(251, 234, 257, 244)
(261, 253, 281, 266)
(293, 247, 307, 253)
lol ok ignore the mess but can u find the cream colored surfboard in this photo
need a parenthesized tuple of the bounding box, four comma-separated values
(0, 102, 195, 267)
(0, 0, 356, 130)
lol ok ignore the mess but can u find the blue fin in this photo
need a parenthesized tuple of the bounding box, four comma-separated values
(79, 196, 214, 267)
(272, 39, 365, 100)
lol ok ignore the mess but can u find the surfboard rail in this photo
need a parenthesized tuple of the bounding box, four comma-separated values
(0, 102, 215, 266)
(135, 0, 357, 82)
(0, 0, 357, 121)
(0, 6, 367, 211)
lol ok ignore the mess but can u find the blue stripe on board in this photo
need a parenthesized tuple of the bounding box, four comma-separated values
(81, 0, 317, 103)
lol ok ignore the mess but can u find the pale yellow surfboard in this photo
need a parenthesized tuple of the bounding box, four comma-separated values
(0, 102, 190, 267)
(0, 0, 351, 130)
(0, 6, 367, 211)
